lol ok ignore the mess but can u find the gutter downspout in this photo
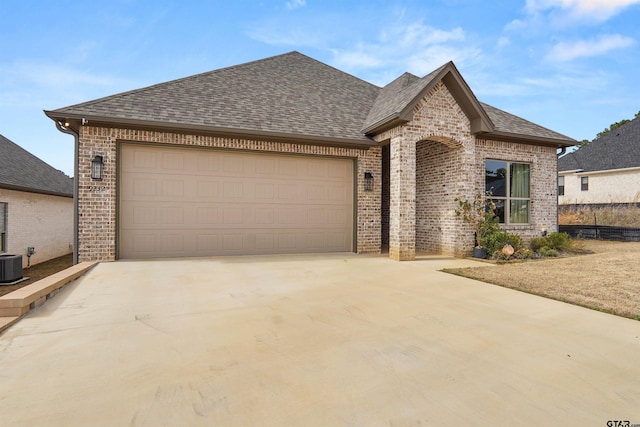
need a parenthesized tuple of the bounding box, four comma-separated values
(55, 120, 79, 265)
(556, 146, 568, 234)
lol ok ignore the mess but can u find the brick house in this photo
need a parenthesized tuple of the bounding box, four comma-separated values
(558, 116, 640, 206)
(45, 52, 574, 262)
(0, 134, 74, 267)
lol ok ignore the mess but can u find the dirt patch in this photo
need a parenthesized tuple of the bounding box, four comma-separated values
(0, 254, 73, 297)
(444, 240, 640, 320)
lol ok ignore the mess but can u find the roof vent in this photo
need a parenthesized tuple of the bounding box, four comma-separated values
(0, 254, 23, 283)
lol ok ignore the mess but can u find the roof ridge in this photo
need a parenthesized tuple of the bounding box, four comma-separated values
(49, 51, 379, 115)
(46, 51, 381, 143)
(48, 51, 307, 113)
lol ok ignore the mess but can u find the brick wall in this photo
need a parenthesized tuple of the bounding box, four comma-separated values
(388, 135, 416, 260)
(376, 81, 476, 259)
(0, 188, 73, 267)
(77, 126, 381, 262)
(374, 81, 559, 257)
(411, 82, 475, 256)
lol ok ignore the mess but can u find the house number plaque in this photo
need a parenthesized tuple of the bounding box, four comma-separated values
(89, 186, 108, 193)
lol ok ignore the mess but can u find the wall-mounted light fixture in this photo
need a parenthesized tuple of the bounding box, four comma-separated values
(540, 224, 547, 237)
(364, 171, 374, 192)
(91, 155, 104, 180)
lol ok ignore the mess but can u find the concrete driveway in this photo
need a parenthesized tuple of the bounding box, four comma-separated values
(1, 254, 639, 426)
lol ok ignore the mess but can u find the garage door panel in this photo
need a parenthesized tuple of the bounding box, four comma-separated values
(197, 180, 219, 198)
(196, 207, 220, 224)
(132, 150, 158, 169)
(197, 155, 220, 172)
(255, 183, 275, 200)
(120, 144, 353, 258)
(196, 234, 219, 251)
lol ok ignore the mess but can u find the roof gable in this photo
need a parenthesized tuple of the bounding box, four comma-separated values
(46, 52, 380, 145)
(558, 116, 640, 172)
(0, 134, 73, 197)
(362, 62, 494, 135)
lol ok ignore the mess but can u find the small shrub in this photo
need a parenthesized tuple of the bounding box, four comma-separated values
(537, 247, 558, 257)
(545, 232, 572, 251)
(515, 248, 534, 259)
(531, 232, 571, 252)
(454, 192, 499, 247)
(483, 229, 524, 259)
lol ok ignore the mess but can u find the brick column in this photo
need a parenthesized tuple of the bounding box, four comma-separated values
(389, 135, 416, 261)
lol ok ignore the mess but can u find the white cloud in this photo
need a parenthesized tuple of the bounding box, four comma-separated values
(526, 0, 640, 20)
(546, 34, 635, 61)
(286, 0, 306, 10)
(246, 21, 329, 47)
(18, 63, 122, 89)
(0, 60, 132, 108)
(330, 20, 479, 84)
(497, 37, 511, 48)
(331, 50, 383, 69)
(248, 11, 480, 84)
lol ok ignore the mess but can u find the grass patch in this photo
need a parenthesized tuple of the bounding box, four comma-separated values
(443, 240, 640, 320)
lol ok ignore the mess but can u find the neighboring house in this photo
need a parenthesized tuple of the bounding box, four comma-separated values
(0, 134, 74, 267)
(45, 51, 574, 262)
(558, 116, 640, 206)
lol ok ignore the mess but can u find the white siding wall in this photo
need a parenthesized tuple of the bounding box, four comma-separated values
(0, 188, 73, 267)
(559, 169, 640, 205)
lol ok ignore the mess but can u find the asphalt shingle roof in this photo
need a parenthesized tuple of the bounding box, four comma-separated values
(0, 134, 73, 197)
(558, 116, 640, 172)
(50, 52, 380, 143)
(363, 68, 440, 131)
(480, 103, 574, 142)
(47, 51, 574, 146)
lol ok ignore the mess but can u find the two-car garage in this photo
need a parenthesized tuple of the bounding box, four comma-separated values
(118, 144, 355, 259)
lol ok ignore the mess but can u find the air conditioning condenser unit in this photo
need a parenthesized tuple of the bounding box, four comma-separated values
(0, 254, 23, 283)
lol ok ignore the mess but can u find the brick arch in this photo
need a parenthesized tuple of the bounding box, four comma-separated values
(417, 135, 462, 149)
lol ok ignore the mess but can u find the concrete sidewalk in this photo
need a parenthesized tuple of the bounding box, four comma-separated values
(1, 253, 639, 426)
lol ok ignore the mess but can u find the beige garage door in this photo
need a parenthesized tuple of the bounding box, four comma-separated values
(119, 144, 354, 259)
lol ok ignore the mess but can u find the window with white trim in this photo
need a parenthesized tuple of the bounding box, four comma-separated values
(0, 203, 6, 252)
(581, 176, 589, 191)
(558, 176, 565, 196)
(485, 160, 530, 224)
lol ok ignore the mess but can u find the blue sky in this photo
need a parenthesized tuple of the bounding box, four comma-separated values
(2, 0, 639, 176)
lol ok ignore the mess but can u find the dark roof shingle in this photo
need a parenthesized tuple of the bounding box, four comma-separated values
(558, 116, 640, 172)
(481, 103, 575, 142)
(47, 51, 574, 147)
(49, 52, 380, 143)
(363, 69, 440, 131)
(0, 134, 73, 197)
